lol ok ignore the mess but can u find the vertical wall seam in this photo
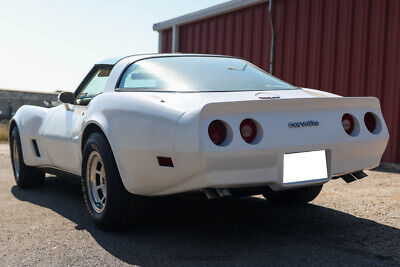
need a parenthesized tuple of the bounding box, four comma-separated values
(292, 0, 299, 84)
(222, 16, 227, 55)
(332, 0, 340, 92)
(317, 0, 326, 89)
(280, 0, 287, 78)
(396, 0, 400, 163)
(361, 0, 372, 96)
(346, 0, 356, 96)
(380, 0, 391, 159)
(304, 0, 312, 87)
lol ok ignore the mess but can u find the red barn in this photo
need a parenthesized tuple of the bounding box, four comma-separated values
(153, 0, 400, 164)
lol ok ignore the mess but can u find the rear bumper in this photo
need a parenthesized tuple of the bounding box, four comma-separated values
(165, 138, 387, 195)
(120, 132, 387, 196)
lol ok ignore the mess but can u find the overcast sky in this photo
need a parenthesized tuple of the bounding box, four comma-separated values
(0, 0, 227, 92)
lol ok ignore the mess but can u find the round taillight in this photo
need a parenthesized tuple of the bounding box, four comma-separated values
(364, 112, 376, 133)
(208, 120, 227, 145)
(342, 114, 354, 135)
(240, 119, 257, 143)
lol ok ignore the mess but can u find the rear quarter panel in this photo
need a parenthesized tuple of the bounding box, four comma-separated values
(83, 92, 185, 195)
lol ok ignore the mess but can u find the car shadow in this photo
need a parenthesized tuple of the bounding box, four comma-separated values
(11, 176, 400, 266)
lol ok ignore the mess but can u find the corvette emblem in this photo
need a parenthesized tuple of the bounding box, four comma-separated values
(288, 120, 319, 128)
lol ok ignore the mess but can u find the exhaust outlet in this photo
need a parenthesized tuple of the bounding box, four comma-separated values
(352, 171, 367, 180)
(341, 171, 367, 183)
(216, 188, 231, 197)
(203, 188, 231, 199)
(204, 188, 218, 199)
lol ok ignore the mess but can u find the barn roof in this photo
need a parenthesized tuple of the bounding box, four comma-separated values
(153, 0, 266, 31)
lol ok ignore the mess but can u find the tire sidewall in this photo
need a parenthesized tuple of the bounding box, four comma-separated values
(81, 133, 117, 224)
(10, 127, 23, 186)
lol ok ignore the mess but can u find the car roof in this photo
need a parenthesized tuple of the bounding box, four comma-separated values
(95, 53, 238, 66)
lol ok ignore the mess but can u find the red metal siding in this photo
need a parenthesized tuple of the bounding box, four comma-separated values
(161, 28, 172, 53)
(165, 0, 400, 163)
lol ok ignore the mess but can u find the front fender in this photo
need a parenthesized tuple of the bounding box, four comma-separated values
(10, 105, 54, 166)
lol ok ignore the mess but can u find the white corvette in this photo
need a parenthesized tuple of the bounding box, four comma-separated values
(9, 54, 389, 229)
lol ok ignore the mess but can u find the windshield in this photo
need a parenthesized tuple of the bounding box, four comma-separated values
(118, 57, 295, 92)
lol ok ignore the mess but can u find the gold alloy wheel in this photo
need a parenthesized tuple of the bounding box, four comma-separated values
(86, 151, 107, 213)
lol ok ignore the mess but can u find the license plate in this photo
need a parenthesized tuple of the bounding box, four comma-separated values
(283, 150, 328, 184)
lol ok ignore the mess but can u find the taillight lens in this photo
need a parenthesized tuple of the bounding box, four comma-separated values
(240, 119, 257, 143)
(342, 114, 354, 135)
(364, 112, 376, 133)
(208, 120, 227, 145)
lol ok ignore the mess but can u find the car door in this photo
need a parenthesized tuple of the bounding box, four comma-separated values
(42, 65, 112, 174)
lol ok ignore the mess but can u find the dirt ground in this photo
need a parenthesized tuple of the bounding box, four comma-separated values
(0, 144, 399, 266)
(0, 124, 8, 143)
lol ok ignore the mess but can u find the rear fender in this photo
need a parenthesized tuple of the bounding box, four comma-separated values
(81, 93, 185, 195)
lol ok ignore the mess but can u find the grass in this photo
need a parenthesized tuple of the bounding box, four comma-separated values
(0, 124, 8, 143)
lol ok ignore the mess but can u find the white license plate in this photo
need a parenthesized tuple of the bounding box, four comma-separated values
(283, 150, 328, 184)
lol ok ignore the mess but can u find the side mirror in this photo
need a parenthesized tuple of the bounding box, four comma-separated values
(58, 92, 74, 104)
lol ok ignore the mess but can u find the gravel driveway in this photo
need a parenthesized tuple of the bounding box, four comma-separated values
(0, 144, 399, 266)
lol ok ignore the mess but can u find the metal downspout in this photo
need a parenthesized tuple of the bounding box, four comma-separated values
(268, 0, 275, 75)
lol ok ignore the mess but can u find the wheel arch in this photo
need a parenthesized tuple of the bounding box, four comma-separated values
(81, 122, 109, 153)
(8, 119, 18, 154)
(8, 119, 18, 136)
(8, 117, 29, 165)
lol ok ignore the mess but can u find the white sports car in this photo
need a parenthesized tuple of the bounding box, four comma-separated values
(9, 54, 389, 229)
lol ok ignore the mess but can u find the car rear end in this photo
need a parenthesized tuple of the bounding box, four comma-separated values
(171, 96, 389, 195)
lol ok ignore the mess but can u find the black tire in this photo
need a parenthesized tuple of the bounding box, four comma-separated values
(81, 132, 145, 230)
(263, 184, 323, 205)
(9, 127, 45, 188)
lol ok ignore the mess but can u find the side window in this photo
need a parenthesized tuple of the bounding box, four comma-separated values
(119, 63, 160, 89)
(76, 68, 111, 105)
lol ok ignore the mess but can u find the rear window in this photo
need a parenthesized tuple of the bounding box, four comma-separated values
(118, 57, 295, 92)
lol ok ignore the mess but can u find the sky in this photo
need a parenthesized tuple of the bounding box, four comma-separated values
(0, 0, 227, 93)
